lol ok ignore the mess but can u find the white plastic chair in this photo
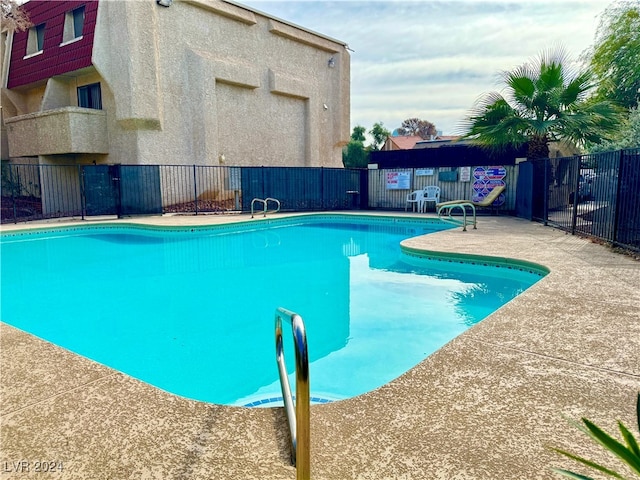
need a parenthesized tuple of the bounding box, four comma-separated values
(405, 189, 424, 212)
(422, 186, 440, 212)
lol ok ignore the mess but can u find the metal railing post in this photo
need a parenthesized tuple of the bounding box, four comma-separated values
(78, 164, 86, 220)
(9, 165, 17, 223)
(543, 158, 549, 225)
(275, 307, 310, 480)
(193, 165, 198, 215)
(570, 155, 580, 234)
(612, 149, 625, 245)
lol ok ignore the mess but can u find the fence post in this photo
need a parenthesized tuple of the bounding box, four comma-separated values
(360, 169, 368, 210)
(320, 166, 324, 211)
(116, 165, 123, 218)
(193, 165, 198, 215)
(9, 165, 17, 224)
(570, 155, 581, 235)
(543, 159, 549, 225)
(612, 149, 625, 245)
(78, 164, 86, 220)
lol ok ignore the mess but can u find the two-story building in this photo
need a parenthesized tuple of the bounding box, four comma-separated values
(1, 0, 350, 169)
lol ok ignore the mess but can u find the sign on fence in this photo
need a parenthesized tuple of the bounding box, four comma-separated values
(472, 166, 506, 205)
(386, 172, 411, 189)
(459, 167, 471, 182)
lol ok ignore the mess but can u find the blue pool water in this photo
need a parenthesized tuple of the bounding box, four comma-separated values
(0, 215, 546, 406)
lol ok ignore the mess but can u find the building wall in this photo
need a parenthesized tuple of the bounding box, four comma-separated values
(2, 0, 350, 169)
(91, 0, 350, 167)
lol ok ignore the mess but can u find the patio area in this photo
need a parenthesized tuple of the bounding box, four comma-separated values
(1, 212, 639, 479)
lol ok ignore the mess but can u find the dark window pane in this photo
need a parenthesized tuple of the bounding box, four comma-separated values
(77, 83, 102, 110)
(36, 24, 45, 51)
(89, 83, 102, 109)
(77, 86, 89, 107)
(73, 6, 85, 38)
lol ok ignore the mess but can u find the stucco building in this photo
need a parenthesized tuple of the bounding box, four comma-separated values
(1, 0, 350, 169)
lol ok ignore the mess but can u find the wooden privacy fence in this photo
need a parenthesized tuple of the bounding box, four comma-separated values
(367, 165, 518, 212)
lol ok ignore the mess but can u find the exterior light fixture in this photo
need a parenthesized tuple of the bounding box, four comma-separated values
(157, 0, 172, 6)
(327, 57, 335, 68)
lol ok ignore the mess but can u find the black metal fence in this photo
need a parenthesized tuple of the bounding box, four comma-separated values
(2, 149, 638, 252)
(0, 164, 365, 223)
(520, 148, 640, 252)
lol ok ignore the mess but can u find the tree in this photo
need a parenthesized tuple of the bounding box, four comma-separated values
(588, 1, 640, 110)
(342, 125, 369, 168)
(342, 140, 369, 168)
(1, 0, 31, 33)
(588, 106, 640, 152)
(350, 125, 366, 143)
(396, 118, 437, 139)
(369, 122, 391, 151)
(461, 47, 624, 159)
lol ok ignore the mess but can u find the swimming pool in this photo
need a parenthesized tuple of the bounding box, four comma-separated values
(0, 215, 547, 406)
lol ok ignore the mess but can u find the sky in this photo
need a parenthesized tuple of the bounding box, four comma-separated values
(238, 0, 610, 138)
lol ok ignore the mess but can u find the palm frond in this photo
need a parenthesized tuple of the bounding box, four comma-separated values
(506, 72, 536, 111)
(551, 394, 640, 479)
(551, 446, 627, 479)
(550, 469, 595, 480)
(619, 422, 640, 458)
(461, 45, 624, 154)
(581, 418, 640, 475)
(637, 393, 640, 434)
(460, 92, 529, 150)
(561, 69, 597, 106)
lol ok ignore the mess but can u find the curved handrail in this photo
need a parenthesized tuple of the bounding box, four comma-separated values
(265, 197, 281, 215)
(251, 198, 266, 218)
(251, 197, 281, 218)
(275, 307, 310, 480)
(437, 202, 477, 231)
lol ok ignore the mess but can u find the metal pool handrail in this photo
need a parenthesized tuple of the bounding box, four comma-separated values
(251, 197, 281, 218)
(275, 307, 310, 480)
(437, 202, 477, 231)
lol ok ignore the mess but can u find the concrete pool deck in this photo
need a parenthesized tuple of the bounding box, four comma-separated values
(1, 212, 639, 479)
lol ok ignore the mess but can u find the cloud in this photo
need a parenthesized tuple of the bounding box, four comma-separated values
(240, 0, 608, 135)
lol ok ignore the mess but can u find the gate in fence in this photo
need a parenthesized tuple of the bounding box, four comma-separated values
(82, 165, 162, 216)
(519, 148, 640, 252)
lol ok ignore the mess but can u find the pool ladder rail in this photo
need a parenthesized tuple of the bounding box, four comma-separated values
(436, 202, 477, 231)
(275, 307, 310, 480)
(251, 197, 281, 218)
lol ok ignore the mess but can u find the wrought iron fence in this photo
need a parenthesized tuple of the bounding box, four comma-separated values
(527, 148, 640, 252)
(2, 151, 638, 253)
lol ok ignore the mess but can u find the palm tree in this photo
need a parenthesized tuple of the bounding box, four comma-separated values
(461, 48, 623, 159)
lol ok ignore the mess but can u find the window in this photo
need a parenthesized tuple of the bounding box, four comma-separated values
(73, 7, 85, 37)
(77, 83, 102, 110)
(62, 6, 85, 44)
(25, 23, 46, 56)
